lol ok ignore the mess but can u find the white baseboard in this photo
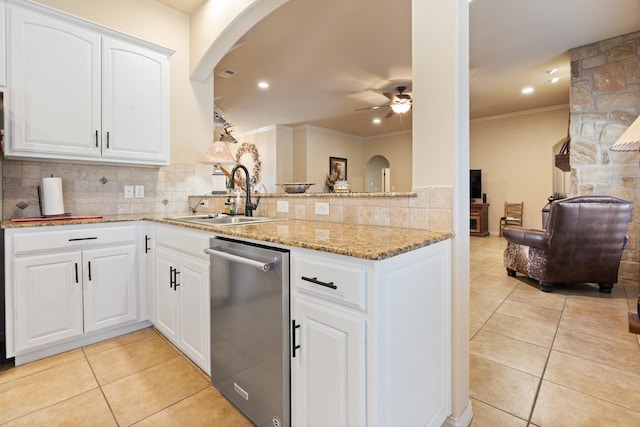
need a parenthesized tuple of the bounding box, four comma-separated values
(443, 400, 473, 427)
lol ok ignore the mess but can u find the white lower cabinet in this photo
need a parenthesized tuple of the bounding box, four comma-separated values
(291, 239, 452, 427)
(6, 224, 142, 362)
(15, 251, 84, 350)
(153, 225, 210, 374)
(292, 296, 366, 427)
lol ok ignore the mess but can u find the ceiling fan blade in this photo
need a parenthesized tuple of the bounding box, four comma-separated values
(354, 105, 390, 112)
(382, 92, 395, 101)
(385, 109, 395, 118)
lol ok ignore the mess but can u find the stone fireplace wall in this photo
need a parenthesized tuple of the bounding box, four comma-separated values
(570, 31, 640, 283)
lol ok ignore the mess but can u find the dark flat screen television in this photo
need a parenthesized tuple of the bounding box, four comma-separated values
(470, 169, 482, 200)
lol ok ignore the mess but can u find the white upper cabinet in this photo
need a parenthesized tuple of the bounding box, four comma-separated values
(0, 1, 6, 87)
(5, 1, 172, 165)
(101, 38, 170, 163)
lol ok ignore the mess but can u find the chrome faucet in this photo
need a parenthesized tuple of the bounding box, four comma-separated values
(228, 164, 259, 216)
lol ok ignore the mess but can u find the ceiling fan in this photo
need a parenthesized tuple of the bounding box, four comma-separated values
(355, 86, 413, 118)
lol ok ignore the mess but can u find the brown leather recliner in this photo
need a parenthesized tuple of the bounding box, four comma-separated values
(502, 196, 633, 292)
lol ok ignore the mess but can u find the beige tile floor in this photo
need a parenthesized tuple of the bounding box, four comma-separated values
(470, 235, 640, 427)
(2, 235, 639, 426)
(0, 328, 251, 426)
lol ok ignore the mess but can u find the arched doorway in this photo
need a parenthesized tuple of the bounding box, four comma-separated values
(366, 155, 390, 192)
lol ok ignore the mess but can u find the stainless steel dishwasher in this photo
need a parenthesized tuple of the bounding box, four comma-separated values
(206, 237, 290, 427)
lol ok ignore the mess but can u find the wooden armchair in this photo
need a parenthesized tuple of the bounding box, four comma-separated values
(499, 202, 524, 236)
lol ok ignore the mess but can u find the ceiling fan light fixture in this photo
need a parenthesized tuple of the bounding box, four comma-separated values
(391, 101, 411, 114)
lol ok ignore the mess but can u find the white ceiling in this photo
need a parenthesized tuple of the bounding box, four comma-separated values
(157, 0, 640, 137)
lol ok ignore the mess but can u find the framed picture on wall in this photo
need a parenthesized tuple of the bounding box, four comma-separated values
(329, 156, 347, 180)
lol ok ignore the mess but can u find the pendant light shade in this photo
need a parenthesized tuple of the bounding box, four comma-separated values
(610, 115, 640, 152)
(200, 140, 236, 165)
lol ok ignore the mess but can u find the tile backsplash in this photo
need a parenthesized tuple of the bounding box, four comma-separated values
(2, 160, 200, 219)
(2, 159, 453, 232)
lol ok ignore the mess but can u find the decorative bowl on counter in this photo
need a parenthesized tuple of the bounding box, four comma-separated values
(278, 182, 316, 193)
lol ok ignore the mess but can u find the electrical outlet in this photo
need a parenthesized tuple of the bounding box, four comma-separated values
(124, 185, 134, 199)
(134, 185, 144, 198)
(277, 200, 289, 213)
(315, 202, 329, 215)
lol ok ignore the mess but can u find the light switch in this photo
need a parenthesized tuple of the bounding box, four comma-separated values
(124, 185, 134, 199)
(135, 185, 144, 198)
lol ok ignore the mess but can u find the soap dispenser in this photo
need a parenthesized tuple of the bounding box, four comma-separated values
(234, 190, 242, 215)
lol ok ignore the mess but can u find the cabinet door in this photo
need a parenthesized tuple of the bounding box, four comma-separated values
(154, 247, 178, 342)
(292, 297, 366, 427)
(8, 5, 101, 158)
(83, 244, 137, 333)
(14, 251, 84, 351)
(175, 253, 210, 373)
(101, 37, 170, 165)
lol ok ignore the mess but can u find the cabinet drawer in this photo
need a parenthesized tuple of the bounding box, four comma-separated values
(156, 224, 210, 259)
(293, 254, 366, 310)
(13, 225, 137, 255)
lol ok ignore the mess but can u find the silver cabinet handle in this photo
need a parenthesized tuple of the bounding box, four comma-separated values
(205, 247, 277, 272)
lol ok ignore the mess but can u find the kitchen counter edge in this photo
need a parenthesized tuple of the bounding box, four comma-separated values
(1, 215, 452, 261)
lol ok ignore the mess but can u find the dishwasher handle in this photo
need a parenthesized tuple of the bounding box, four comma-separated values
(205, 247, 277, 272)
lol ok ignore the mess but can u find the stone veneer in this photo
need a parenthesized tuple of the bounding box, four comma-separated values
(2, 159, 453, 232)
(570, 31, 640, 282)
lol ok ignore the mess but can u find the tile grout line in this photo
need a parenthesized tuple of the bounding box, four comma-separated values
(525, 288, 568, 425)
(82, 346, 121, 427)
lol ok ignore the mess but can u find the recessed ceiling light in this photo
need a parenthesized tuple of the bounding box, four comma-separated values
(521, 86, 534, 95)
(373, 118, 381, 124)
(258, 81, 269, 89)
(545, 68, 558, 75)
(549, 77, 560, 84)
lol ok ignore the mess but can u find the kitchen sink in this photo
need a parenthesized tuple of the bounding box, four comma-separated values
(166, 214, 281, 226)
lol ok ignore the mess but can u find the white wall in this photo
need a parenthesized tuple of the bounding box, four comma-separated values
(296, 125, 365, 192)
(35, 0, 211, 164)
(232, 124, 293, 193)
(363, 130, 412, 192)
(470, 106, 569, 233)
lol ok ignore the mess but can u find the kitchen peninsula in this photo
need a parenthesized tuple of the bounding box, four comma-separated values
(3, 216, 452, 426)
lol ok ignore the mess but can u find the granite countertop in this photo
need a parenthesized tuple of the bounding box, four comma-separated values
(2, 215, 452, 261)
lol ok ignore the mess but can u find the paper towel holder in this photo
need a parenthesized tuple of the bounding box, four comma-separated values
(37, 183, 72, 218)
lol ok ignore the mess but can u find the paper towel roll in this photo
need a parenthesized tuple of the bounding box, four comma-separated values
(42, 177, 65, 216)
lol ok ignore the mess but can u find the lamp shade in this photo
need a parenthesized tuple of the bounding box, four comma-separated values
(200, 140, 236, 165)
(610, 115, 640, 152)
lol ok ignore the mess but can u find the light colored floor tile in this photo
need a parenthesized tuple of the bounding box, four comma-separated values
(497, 299, 562, 328)
(469, 354, 539, 420)
(508, 283, 567, 311)
(470, 292, 504, 330)
(102, 356, 210, 426)
(553, 329, 640, 375)
(87, 334, 180, 385)
(3, 388, 116, 427)
(133, 387, 252, 427)
(482, 312, 557, 348)
(544, 350, 640, 411)
(531, 380, 640, 427)
(83, 327, 159, 356)
(559, 299, 631, 342)
(0, 359, 98, 424)
(470, 274, 518, 299)
(0, 349, 84, 385)
(470, 329, 549, 377)
(469, 397, 527, 427)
